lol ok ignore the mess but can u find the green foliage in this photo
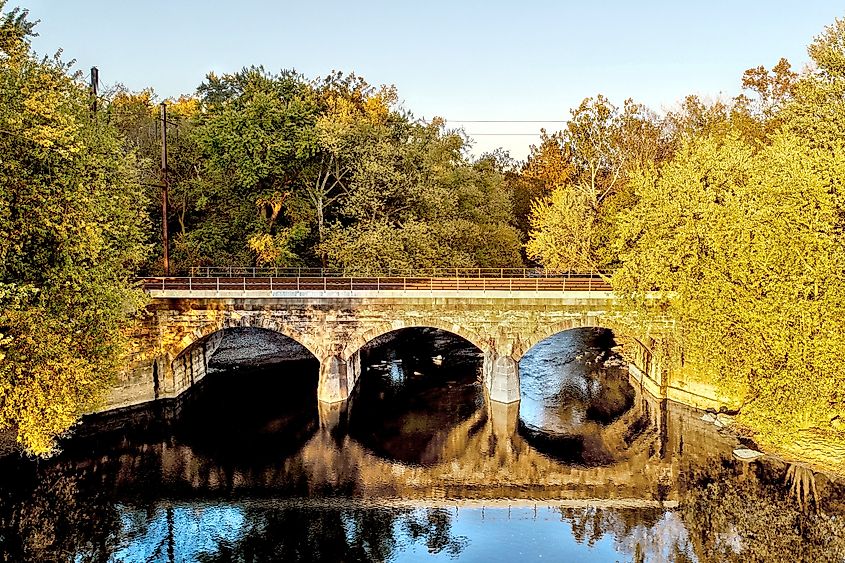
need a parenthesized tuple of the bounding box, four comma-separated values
(524, 17, 845, 447)
(0, 5, 148, 454)
(782, 18, 845, 152)
(614, 131, 845, 437)
(525, 96, 668, 270)
(117, 66, 524, 274)
(319, 219, 523, 274)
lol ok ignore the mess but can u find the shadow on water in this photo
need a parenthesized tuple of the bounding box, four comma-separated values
(346, 328, 486, 467)
(518, 328, 640, 466)
(64, 360, 320, 465)
(173, 360, 320, 464)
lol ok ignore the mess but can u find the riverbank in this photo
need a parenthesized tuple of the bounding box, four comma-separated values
(753, 428, 845, 475)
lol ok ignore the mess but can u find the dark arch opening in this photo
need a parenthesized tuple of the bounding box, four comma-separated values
(173, 327, 320, 464)
(517, 327, 647, 466)
(57, 328, 321, 492)
(347, 327, 486, 466)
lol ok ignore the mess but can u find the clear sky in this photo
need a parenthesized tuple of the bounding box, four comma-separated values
(18, 0, 845, 161)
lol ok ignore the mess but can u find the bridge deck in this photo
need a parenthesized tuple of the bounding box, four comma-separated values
(142, 276, 614, 299)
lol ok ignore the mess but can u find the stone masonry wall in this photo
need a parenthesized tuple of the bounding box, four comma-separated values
(105, 295, 693, 412)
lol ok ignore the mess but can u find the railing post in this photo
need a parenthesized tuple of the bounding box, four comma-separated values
(297, 277, 300, 292)
(270, 277, 273, 293)
(243, 277, 246, 293)
(216, 277, 220, 295)
(189, 277, 192, 294)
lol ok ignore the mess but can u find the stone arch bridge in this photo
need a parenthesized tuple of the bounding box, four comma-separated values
(108, 274, 672, 412)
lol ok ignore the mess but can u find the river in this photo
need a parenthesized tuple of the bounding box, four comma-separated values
(0, 328, 842, 562)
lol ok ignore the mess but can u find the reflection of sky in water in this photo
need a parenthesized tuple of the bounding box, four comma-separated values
(111, 504, 245, 562)
(105, 503, 693, 562)
(393, 507, 620, 561)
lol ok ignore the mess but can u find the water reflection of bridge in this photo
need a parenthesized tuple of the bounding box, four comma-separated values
(59, 374, 722, 507)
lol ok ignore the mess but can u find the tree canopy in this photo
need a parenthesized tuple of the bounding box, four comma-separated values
(526, 16, 845, 444)
(0, 2, 148, 454)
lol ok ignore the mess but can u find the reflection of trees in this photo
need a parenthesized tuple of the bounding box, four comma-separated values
(196, 506, 467, 562)
(680, 461, 845, 562)
(0, 458, 123, 562)
(561, 507, 695, 562)
(401, 508, 467, 557)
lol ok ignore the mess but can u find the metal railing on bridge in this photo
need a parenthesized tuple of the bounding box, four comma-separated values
(186, 266, 609, 279)
(142, 269, 613, 294)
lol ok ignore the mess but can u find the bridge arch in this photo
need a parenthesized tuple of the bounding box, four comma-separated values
(341, 321, 486, 362)
(166, 315, 322, 401)
(513, 316, 610, 361)
(170, 314, 321, 363)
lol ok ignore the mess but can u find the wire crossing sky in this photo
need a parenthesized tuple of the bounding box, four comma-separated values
(21, 0, 845, 160)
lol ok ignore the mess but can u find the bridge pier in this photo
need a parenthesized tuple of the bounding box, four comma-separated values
(483, 351, 520, 404)
(317, 351, 361, 403)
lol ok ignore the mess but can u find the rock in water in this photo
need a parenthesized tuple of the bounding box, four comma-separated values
(733, 448, 764, 461)
(716, 413, 734, 427)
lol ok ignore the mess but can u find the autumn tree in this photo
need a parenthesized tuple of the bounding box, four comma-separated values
(782, 17, 845, 151)
(614, 130, 845, 439)
(0, 2, 148, 454)
(526, 96, 666, 271)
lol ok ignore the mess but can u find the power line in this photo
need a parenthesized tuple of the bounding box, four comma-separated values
(447, 120, 566, 123)
(466, 133, 545, 136)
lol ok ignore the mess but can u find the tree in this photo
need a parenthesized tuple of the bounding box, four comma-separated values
(0, 2, 148, 454)
(782, 18, 845, 151)
(614, 130, 845, 439)
(526, 96, 666, 271)
(182, 67, 317, 268)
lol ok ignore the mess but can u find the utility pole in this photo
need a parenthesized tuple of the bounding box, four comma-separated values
(89, 66, 98, 115)
(160, 102, 170, 276)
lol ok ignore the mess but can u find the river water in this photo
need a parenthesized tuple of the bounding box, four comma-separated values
(0, 328, 843, 562)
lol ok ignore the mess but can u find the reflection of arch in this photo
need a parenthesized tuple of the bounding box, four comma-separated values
(341, 322, 485, 361)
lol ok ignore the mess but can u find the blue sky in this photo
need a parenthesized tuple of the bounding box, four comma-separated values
(19, 0, 845, 160)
